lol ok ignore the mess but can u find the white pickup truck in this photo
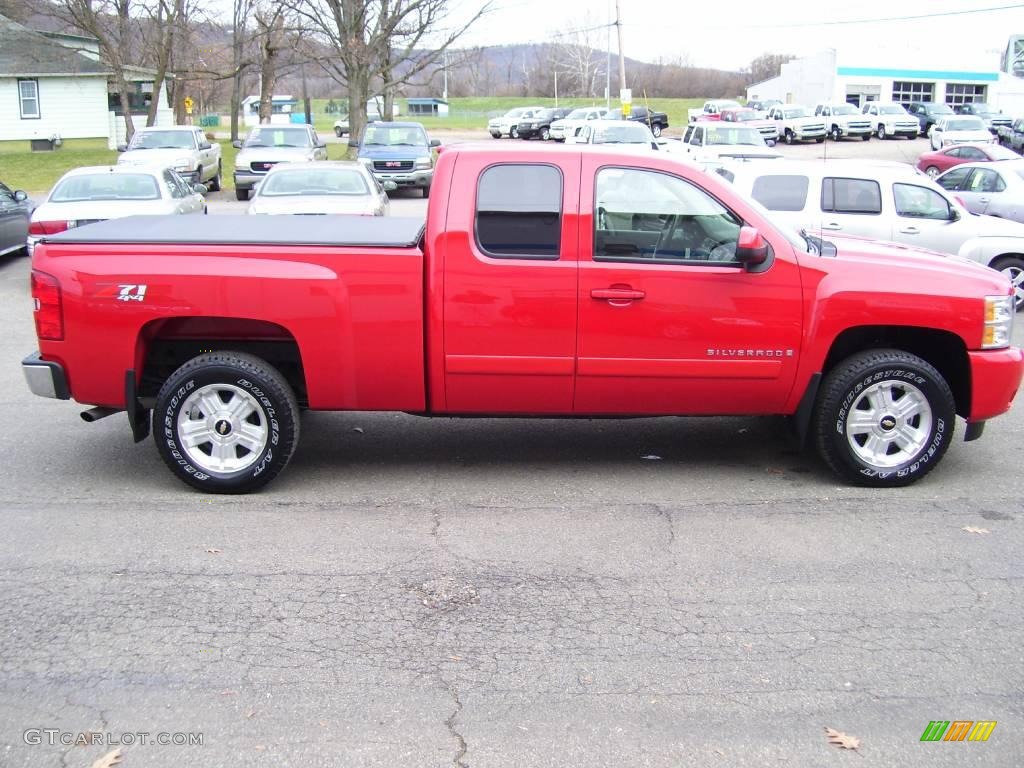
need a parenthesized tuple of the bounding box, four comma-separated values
(813, 103, 873, 141)
(765, 104, 827, 144)
(688, 99, 742, 123)
(861, 102, 919, 140)
(669, 122, 782, 162)
(117, 126, 222, 191)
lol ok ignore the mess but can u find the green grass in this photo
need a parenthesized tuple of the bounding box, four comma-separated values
(309, 96, 708, 134)
(0, 138, 355, 193)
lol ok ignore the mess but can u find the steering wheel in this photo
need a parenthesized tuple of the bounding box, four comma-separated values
(654, 214, 679, 256)
(705, 239, 737, 262)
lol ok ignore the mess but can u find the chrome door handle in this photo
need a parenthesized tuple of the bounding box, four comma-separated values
(899, 226, 920, 234)
(821, 223, 842, 230)
(592, 288, 646, 301)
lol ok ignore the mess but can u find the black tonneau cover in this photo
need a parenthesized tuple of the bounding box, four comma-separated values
(45, 215, 426, 249)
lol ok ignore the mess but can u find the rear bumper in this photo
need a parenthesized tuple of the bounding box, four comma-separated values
(22, 352, 70, 400)
(968, 346, 1024, 422)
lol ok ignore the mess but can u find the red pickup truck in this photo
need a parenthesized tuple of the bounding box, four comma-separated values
(23, 146, 1023, 492)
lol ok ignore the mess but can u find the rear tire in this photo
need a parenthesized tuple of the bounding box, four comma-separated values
(153, 352, 300, 493)
(813, 349, 955, 487)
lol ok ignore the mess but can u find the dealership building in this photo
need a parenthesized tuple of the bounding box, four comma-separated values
(747, 40, 1024, 112)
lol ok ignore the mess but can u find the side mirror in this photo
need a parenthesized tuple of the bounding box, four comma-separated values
(116, 144, 127, 152)
(192, 183, 208, 195)
(232, 140, 243, 149)
(317, 141, 326, 148)
(735, 226, 768, 264)
(429, 139, 441, 147)
(348, 139, 360, 148)
(13, 190, 28, 203)
(199, 142, 212, 150)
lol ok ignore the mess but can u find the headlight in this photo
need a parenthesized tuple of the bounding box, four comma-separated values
(982, 295, 1014, 349)
(415, 156, 432, 169)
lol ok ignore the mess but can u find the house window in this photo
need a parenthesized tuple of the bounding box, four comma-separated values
(891, 81, 934, 106)
(475, 164, 562, 259)
(18, 79, 40, 119)
(945, 84, 986, 106)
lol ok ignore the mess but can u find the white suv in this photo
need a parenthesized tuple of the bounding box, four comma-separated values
(929, 116, 996, 150)
(765, 104, 827, 144)
(813, 103, 873, 141)
(861, 102, 919, 140)
(488, 106, 544, 139)
(717, 158, 1024, 307)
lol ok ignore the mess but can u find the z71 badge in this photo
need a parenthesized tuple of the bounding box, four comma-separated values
(116, 284, 147, 302)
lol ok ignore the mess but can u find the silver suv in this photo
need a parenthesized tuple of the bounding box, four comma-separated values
(718, 158, 1024, 307)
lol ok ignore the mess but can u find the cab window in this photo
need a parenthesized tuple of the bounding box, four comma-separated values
(893, 183, 953, 219)
(476, 164, 561, 259)
(821, 178, 882, 214)
(594, 167, 743, 265)
(751, 175, 809, 212)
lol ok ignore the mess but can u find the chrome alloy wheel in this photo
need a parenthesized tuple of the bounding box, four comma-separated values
(177, 383, 268, 474)
(1001, 264, 1024, 309)
(845, 380, 933, 468)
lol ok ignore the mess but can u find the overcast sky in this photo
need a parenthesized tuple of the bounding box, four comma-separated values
(447, 0, 1022, 72)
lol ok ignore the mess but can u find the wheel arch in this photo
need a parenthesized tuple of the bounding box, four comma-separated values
(821, 325, 970, 417)
(135, 316, 308, 405)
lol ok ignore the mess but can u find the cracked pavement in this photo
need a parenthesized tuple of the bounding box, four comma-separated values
(1, 256, 1022, 767)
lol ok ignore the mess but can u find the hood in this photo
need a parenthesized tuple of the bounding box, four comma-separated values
(357, 144, 430, 160)
(248, 196, 381, 216)
(236, 147, 318, 165)
(790, 116, 823, 126)
(704, 146, 782, 160)
(33, 199, 178, 222)
(117, 148, 195, 168)
(820, 232, 1002, 280)
(963, 210, 1024, 237)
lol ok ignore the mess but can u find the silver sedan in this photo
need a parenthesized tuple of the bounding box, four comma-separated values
(247, 162, 391, 216)
(29, 165, 205, 255)
(934, 159, 1024, 223)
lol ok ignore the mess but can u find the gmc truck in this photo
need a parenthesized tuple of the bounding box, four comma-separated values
(22, 146, 1023, 493)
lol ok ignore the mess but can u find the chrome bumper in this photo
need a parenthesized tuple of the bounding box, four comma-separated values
(23, 352, 69, 400)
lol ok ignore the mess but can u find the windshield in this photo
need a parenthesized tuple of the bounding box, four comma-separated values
(703, 126, 766, 146)
(50, 173, 161, 202)
(592, 123, 654, 144)
(504, 108, 525, 118)
(717, 101, 741, 110)
(566, 109, 589, 119)
(362, 125, 429, 147)
(244, 127, 313, 148)
(128, 130, 196, 150)
(258, 168, 370, 197)
(783, 108, 808, 118)
(970, 103, 995, 114)
(879, 105, 907, 114)
(929, 104, 954, 114)
(831, 104, 857, 115)
(946, 118, 986, 131)
(730, 110, 758, 121)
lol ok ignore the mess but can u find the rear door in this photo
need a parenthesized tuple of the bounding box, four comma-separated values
(816, 176, 891, 240)
(441, 154, 581, 413)
(575, 156, 803, 415)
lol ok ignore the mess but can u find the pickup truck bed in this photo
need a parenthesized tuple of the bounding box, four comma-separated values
(49, 215, 426, 248)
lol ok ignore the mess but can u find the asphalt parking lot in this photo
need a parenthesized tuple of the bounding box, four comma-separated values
(2, 134, 1023, 767)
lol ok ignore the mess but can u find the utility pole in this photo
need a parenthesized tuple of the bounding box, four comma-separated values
(554, 68, 558, 106)
(615, 0, 626, 92)
(605, 0, 611, 110)
(443, 50, 449, 100)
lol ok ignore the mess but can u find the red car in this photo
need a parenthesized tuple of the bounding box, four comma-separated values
(916, 142, 1019, 178)
(719, 108, 780, 145)
(23, 145, 1023, 491)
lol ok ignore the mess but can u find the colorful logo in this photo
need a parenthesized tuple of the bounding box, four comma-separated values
(920, 721, 997, 742)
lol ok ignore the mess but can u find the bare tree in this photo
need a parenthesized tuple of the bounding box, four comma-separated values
(550, 15, 602, 98)
(254, 4, 287, 123)
(290, 0, 491, 142)
(229, 0, 256, 139)
(748, 52, 794, 85)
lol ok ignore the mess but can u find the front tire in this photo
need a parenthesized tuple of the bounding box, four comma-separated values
(651, 124, 662, 138)
(421, 184, 430, 198)
(813, 349, 955, 487)
(540, 126, 550, 141)
(235, 187, 249, 201)
(861, 133, 871, 141)
(153, 352, 300, 493)
(208, 162, 222, 192)
(510, 126, 519, 139)
(925, 165, 940, 178)
(877, 124, 887, 139)
(830, 125, 842, 141)
(990, 255, 1024, 310)
(785, 129, 794, 145)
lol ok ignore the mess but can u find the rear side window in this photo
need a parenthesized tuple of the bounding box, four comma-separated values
(821, 177, 882, 214)
(751, 175, 809, 212)
(476, 164, 562, 259)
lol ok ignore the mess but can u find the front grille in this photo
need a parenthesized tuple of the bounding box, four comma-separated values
(848, 121, 870, 130)
(373, 160, 413, 172)
(250, 161, 277, 173)
(803, 123, 825, 132)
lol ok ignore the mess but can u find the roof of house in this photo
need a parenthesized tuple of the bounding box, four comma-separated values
(0, 13, 108, 76)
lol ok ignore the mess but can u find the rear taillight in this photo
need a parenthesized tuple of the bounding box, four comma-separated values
(28, 220, 69, 236)
(31, 270, 63, 341)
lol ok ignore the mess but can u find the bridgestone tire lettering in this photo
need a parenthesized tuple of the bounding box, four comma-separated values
(152, 352, 300, 493)
(813, 349, 956, 487)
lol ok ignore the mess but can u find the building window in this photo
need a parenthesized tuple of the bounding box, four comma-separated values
(891, 81, 934, 106)
(108, 82, 155, 115)
(945, 84, 986, 106)
(476, 164, 562, 259)
(18, 79, 40, 119)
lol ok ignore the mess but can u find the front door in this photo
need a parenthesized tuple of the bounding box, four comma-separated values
(890, 181, 965, 253)
(441, 155, 580, 413)
(575, 158, 804, 415)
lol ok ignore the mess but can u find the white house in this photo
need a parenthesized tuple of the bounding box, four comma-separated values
(0, 13, 173, 148)
(747, 40, 1024, 114)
